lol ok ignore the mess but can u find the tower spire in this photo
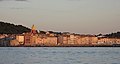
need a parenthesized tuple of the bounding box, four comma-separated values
(31, 24, 36, 30)
(31, 24, 37, 34)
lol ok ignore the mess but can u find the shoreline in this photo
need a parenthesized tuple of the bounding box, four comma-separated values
(1, 45, 120, 47)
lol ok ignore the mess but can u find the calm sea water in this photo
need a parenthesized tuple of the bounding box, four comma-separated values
(0, 47, 120, 64)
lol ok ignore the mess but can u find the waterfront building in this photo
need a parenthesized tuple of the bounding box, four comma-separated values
(16, 35, 24, 45)
(68, 34, 75, 44)
(116, 39, 120, 44)
(36, 34, 47, 45)
(24, 25, 38, 46)
(98, 38, 120, 45)
(63, 35, 69, 45)
(57, 35, 63, 45)
(7, 24, 120, 47)
(74, 35, 98, 45)
(45, 36, 57, 45)
(0, 37, 13, 46)
(24, 33, 31, 46)
(10, 39, 19, 46)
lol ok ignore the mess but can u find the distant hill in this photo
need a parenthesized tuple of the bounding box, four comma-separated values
(104, 32, 120, 38)
(0, 21, 30, 34)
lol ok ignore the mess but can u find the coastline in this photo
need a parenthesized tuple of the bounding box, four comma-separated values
(1, 44, 120, 47)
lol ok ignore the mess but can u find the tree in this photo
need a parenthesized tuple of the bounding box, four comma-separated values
(0, 21, 30, 34)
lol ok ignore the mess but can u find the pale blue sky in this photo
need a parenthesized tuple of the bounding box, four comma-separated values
(0, 0, 120, 34)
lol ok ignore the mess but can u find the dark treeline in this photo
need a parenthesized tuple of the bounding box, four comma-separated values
(0, 21, 30, 34)
(104, 32, 120, 38)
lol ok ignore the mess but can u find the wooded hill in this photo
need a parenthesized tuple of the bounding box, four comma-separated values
(0, 21, 30, 34)
(104, 32, 120, 38)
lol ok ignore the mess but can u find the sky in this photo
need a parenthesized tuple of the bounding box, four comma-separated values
(0, 0, 120, 34)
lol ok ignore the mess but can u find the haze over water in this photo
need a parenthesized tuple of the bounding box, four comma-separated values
(0, 47, 120, 64)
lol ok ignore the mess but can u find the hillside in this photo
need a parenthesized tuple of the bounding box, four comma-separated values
(0, 21, 30, 34)
(104, 32, 120, 38)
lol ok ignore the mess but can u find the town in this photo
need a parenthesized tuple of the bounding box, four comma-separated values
(0, 25, 120, 47)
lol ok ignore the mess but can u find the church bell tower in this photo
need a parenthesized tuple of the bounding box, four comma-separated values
(30, 24, 38, 34)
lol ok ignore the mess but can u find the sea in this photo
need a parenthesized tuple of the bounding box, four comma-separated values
(0, 47, 120, 64)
